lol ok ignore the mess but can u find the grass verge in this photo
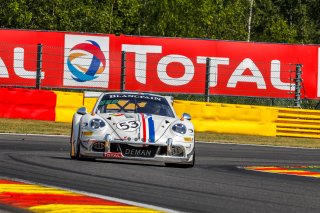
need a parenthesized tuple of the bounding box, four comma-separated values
(0, 118, 71, 136)
(0, 118, 319, 148)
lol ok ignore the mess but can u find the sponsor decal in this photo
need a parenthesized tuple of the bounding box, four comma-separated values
(104, 152, 123, 158)
(120, 144, 157, 158)
(99, 99, 119, 105)
(63, 34, 109, 88)
(116, 119, 140, 132)
(124, 149, 152, 157)
(108, 94, 162, 101)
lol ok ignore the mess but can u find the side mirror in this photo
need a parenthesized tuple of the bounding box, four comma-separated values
(77, 107, 87, 115)
(182, 113, 191, 121)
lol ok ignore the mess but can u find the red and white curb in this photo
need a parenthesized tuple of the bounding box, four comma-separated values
(0, 178, 179, 213)
(244, 166, 320, 178)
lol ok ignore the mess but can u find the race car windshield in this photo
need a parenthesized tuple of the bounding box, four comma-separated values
(97, 94, 175, 117)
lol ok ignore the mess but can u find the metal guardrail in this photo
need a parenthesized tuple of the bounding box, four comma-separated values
(276, 108, 320, 138)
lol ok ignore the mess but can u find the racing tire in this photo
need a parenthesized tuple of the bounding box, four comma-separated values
(75, 139, 96, 161)
(75, 139, 81, 160)
(70, 123, 84, 160)
(70, 123, 76, 160)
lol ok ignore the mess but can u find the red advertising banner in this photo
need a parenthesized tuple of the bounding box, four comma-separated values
(119, 35, 319, 99)
(0, 29, 319, 99)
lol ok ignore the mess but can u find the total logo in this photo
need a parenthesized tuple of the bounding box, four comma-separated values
(68, 40, 106, 82)
(63, 34, 109, 88)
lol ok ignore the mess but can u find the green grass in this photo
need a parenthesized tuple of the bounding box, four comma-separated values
(0, 118, 319, 148)
(0, 118, 71, 136)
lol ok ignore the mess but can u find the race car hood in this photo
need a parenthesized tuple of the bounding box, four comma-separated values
(99, 113, 176, 142)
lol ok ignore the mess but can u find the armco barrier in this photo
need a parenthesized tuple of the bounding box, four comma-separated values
(53, 91, 320, 138)
(0, 88, 56, 121)
(173, 100, 278, 136)
(276, 108, 320, 138)
(2, 89, 320, 139)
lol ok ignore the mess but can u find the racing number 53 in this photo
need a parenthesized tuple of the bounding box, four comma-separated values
(116, 120, 140, 131)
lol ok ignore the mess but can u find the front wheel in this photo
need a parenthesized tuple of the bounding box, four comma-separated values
(70, 125, 81, 160)
(74, 139, 81, 159)
(70, 123, 76, 159)
(165, 152, 195, 168)
(75, 139, 95, 161)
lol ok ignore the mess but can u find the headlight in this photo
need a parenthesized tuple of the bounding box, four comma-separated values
(90, 118, 106, 129)
(81, 122, 88, 127)
(172, 123, 187, 134)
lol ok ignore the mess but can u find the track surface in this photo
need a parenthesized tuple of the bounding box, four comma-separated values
(1, 134, 320, 213)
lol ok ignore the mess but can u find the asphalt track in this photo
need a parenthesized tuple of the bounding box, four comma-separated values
(1, 134, 320, 213)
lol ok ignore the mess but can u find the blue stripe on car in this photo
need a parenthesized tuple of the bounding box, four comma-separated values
(148, 116, 155, 143)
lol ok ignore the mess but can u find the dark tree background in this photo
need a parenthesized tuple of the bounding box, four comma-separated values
(0, 0, 319, 44)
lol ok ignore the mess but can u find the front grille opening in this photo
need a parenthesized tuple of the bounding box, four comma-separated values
(158, 147, 167, 155)
(158, 146, 184, 157)
(91, 142, 105, 152)
(110, 143, 121, 152)
(171, 146, 184, 157)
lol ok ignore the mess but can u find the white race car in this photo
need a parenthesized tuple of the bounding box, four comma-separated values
(70, 92, 195, 167)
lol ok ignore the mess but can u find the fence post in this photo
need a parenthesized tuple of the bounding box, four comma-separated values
(205, 57, 211, 102)
(294, 64, 302, 107)
(120, 51, 126, 92)
(36, 43, 42, 89)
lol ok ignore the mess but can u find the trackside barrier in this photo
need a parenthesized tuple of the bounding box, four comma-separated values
(0, 88, 56, 121)
(54, 91, 97, 123)
(52, 91, 320, 138)
(276, 108, 320, 138)
(2, 89, 320, 139)
(173, 100, 278, 136)
(54, 91, 83, 123)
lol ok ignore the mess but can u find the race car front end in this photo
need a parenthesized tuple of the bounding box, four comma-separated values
(77, 113, 195, 166)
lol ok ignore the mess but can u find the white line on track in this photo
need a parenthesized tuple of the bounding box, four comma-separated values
(0, 176, 182, 213)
